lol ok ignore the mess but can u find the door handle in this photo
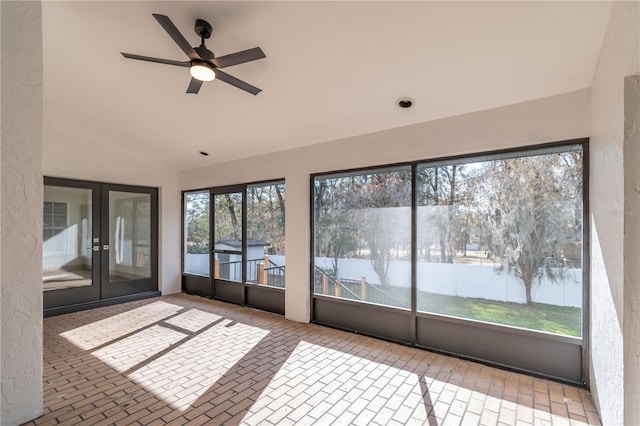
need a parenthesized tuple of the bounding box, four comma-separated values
(92, 246, 100, 252)
(103, 245, 109, 251)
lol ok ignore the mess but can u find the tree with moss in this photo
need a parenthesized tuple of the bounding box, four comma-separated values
(483, 151, 582, 305)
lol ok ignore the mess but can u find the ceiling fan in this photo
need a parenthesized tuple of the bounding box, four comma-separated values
(121, 14, 265, 95)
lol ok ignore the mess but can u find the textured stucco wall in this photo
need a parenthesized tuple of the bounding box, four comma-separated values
(0, 1, 44, 424)
(623, 74, 640, 426)
(590, 2, 640, 425)
(43, 119, 181, 296)
(179, 89, 590, 322)
(1, 0, 3, 418)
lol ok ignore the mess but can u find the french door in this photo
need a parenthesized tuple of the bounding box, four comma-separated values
(43, 177, 158, 313)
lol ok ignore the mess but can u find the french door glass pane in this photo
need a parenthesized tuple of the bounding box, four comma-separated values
(245, 182, 285, 288)
(416, 148, 583, 337)
(109, 191, 151, 282)
(42, 186, 93, 291)
(184, 191, 210, 276)
(214, 192, 243, 282)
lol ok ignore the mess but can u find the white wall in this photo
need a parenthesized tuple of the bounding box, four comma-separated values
(623, 74, 640, 424)
(43, 117, 181, 296)
(179, 88, 590, 322)
(589, 2, 640, 425)
(624, 73, 640, 426)
(0, 1, 44, 424)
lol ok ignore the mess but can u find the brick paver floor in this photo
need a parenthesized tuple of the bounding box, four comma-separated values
(25, 294, 601, 425)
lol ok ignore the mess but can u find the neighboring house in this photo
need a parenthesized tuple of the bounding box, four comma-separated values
(214, 239, 270, 282)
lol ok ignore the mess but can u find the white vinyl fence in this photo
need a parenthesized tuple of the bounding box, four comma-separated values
(312, 256, 581, 307)
(185, 254, 581, 307)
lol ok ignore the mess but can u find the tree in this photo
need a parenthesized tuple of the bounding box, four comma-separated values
(247, 183, 285, 254)
(355, 206, 410, 287)
(313, 171, 411, 284)
(214, 193, 242, 242)
(314, 178, 359, 276)
(483, 152, 582, 305)
(351, 171, 411, 287)
(185, 192, 210, 254)
(417, 164, 477, 263)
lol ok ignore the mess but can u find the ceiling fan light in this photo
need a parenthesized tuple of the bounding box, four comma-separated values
(190, 62, 215, 82)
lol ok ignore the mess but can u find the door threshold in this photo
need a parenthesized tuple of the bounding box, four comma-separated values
(44, 291, 161, 317)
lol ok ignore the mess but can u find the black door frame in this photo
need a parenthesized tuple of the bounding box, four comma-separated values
(43, 177, 159, 315)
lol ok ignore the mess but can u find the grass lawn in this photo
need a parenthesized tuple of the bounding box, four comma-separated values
(381, 288, 582, 337)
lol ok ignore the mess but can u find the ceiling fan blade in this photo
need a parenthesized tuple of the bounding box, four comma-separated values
(121, 52, 190, 67)
(152, 14, 200, 61)
(186, 77, 203, 94)
(215, 70, 261, 95)
(211, 47, 266, 69)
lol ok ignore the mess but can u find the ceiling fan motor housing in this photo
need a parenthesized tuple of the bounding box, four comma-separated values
(195, 46, 215, 60)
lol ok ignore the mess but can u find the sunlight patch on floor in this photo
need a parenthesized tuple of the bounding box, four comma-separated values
(164, 308, 222, 332)
(424, 378, 589, 425)
(128, 316, 269, 411)
(91, 325, 187, 373)
(64, 303, 269, 412)
(243, 340, 429, 425)
(60, 301, 184, 350)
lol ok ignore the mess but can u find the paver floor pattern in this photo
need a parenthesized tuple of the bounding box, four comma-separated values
(26, 294, 600, 425)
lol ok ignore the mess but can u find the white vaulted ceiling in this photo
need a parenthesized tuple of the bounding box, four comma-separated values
(42, 1, 612, 171)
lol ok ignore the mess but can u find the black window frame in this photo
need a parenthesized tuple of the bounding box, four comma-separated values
(181, 178, 286, 315)
(310, 139, 589, 385)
